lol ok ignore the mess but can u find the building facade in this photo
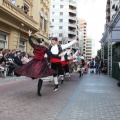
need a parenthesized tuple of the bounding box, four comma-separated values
(79, 18, 87, 57)
(86, 37, 92, 60)
(105, 0, 120, 31)
(0, 0, 50, 53)
(50, 0, 79, 49)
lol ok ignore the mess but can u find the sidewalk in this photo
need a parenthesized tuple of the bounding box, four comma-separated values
(0, 76, 28, 84)
(57, 72, 120, 120)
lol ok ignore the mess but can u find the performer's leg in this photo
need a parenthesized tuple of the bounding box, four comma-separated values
(53, 74, 58, 91)
(37, 79, 43, 96)
(64, 64, 71, 80)
(79, 70, 81, 78)
(57, 63, 65, 84)
(51, 63, 59, 91)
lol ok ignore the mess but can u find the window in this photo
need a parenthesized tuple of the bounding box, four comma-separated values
(52, 12, 54, 15)
(19, 39, 26, 52)
(0, 33, 8, 48)
(59, 26, 63, 29)
(59, 41, 62, 44)
(44, 19, 47, 32)
(59, 19, 63, 22)
(60, 0, 64, 1)
(59, 33, 62, 37)
(60, 5, 63, 8)
(60, 12, 63, 15)
(40, 16, 43, 29)
(24, 2, 29, 15)
(52, 19, 54, 22)
(53, 5, 55, 8)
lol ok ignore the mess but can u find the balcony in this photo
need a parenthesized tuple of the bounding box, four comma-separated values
(106, 16, 110, 20)
(0, 0, 39, 32)
(69, 2, 77, 9)
(107, 0, 110, 4)
(69, 16, 76, 21)
(69, 9, 77, 14)
(112, 4, 115, 9)
(106, 8, 110, 13)
(68, 30, 76, 35)
(68, 23, 76, 28)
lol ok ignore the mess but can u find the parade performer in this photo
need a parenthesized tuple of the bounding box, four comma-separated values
(14, 30, 56, 96)
(61, 48, 72, 80)
(49, 37, 78, 91)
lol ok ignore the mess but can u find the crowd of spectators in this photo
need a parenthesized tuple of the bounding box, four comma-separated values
(9, 0, 29, 15)
(0, 48, 33, 78)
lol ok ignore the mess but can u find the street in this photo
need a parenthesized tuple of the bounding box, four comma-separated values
(0, 72, 120, 120)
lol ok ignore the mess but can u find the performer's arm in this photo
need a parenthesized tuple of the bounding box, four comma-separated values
(28, 30, 36, 48)
(66, 49, 72, 55)
(29, 36, 36, 48)
(61, 40, 77, 50)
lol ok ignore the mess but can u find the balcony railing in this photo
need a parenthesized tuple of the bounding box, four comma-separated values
(69, 2, 77, 8)
(68, 30, 76, 35)
(69, 16, 76, 21)
(68, 23, 76, 28)
(0, 0, 39, 31)
(69, 9, 77, 14)
(107, 0, 110, 4)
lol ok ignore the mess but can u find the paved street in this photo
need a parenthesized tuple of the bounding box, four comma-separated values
(0, 72, 120, 120)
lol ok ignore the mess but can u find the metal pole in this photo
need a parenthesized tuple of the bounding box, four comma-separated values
(107, 31, 112, 76)
(101, 42, 104, 62)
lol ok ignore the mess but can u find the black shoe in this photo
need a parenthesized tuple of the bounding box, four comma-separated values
(61, 80, 64, 84)
(37, 93, 42, 96)
(69, 77, 71, 80)
(54, 84, 58, 91)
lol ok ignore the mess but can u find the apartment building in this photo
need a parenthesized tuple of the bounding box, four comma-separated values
(79, 18, 87, 57)
(86, 37, 92, 60)
(105, 0, 120, 31)
(50, 0, 79, 49)
(0, 0, 50, 53)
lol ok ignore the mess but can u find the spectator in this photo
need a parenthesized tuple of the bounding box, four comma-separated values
(101, 64, 107, 74)
(10, 0, 16, 6)
(0, 53, 6, 78)
(24, 9, 29, 14)
(17, 5, 21, 9)
(95, 56, 100, 74)
(21, 53, 30, 64)
(9, 49, 16, 59)
(14, 52, 23, 66)
(20, 6, 24, 11)
(6, 58, 16, 76)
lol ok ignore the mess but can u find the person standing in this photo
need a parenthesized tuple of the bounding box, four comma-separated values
(95, 56, 100, 74)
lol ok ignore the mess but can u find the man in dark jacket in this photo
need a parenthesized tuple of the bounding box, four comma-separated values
(14, 52, 23, 66)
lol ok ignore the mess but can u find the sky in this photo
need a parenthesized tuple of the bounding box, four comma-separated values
(76, 0, 107, 56)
